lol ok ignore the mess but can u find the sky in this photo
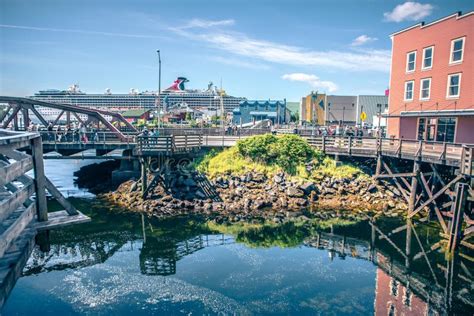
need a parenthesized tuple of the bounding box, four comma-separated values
(0, 0, 472, 101)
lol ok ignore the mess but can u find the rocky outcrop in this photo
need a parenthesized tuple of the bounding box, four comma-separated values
(101, 169, 408, 223)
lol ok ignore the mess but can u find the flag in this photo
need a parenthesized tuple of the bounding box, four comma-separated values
(385, 89, 390, 96)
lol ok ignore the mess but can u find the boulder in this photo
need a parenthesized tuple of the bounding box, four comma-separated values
(299, 182, 316, 195)
(286, 187, 304, 198)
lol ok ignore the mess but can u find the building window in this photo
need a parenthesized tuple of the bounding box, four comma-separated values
(436, 117, 456, 143)
(422, 46, 434, 69)
(404, 81, 414, 101)
(447, 73, 461, 98)
(418, 117, 456, 143)
(420, 78, 431, 100)
(450, 37, 465, 64)
(406, 51, 416, 72)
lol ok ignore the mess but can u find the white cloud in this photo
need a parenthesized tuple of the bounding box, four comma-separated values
(282, 73, 338, 92)
(384, 2, 434, 22)
(351, 35, 377, 46)
(0, 24, 169, 39)
(178, 19, 235, 30)
(174, 29, 391, 72)
(210, 56, 270, 70)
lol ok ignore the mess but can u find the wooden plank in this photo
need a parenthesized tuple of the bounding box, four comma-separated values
(0, 228, 35, 308)
(44, 177, 78, 215)
(33, 210, 90, 230)
(0, 157, 33, 186)
(375, 172, 416, 179)
(0, 182, 34, 222)
(0, 203, 36, 257)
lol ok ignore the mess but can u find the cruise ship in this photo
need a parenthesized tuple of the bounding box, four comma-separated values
(29, 78, 245, 121)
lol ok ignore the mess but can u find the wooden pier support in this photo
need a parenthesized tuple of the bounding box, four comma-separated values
(141, 158, 148, 195)
(408, 161, 420, 214)
(447, 182, 467, 253)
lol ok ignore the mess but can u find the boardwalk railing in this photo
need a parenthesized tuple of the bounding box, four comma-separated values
(304, 136, 473, 174)
(134, 135, 202, 156)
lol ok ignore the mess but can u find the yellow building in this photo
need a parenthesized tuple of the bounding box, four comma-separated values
(300, 91, 326, 125)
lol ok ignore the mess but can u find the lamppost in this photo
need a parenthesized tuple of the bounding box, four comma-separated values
(156, 50, 161, 128)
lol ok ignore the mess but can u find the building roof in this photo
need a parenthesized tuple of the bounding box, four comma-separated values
(390, 11, 473, 37)
(121, 109, 151, 118)
(240, 100, 285, 106)
(286, 101, 299, 114)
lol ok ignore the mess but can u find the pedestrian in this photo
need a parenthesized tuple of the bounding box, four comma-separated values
(47, 122, 54, 141)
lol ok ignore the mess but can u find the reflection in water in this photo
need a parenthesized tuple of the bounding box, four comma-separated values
(4, 200, 472, 315)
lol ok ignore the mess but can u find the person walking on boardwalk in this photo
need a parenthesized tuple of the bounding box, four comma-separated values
(47, 122, 54, 141)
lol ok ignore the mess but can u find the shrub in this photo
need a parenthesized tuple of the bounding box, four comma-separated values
(236, 134, 320, 174)
(237, 134, 278, 163)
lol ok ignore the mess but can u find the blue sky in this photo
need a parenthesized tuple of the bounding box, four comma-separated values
(0, 0, 472, 101)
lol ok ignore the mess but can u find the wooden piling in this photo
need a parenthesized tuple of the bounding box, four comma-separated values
(447, 182, 467, 253)
(408, 160, 420, 214)
(30, 136, 48, 221)
(141, 159, 148, 195)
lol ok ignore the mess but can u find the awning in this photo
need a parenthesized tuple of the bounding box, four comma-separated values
(249, 111, 277, 117)
(383, 109, 474, 118)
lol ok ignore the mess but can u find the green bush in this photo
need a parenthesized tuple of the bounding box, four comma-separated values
(236, 134, 321, 174)
(237, 134, 278, 163)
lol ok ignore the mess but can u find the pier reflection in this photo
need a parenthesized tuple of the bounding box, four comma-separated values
(16, 208, 474, 315)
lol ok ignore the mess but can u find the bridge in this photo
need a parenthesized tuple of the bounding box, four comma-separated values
(0, 129, 89, 307)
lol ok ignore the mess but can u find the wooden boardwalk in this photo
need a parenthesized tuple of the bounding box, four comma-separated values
(0, 129, 89, 308)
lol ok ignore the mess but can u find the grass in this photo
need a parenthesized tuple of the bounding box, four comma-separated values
(197, 146, 281, 178)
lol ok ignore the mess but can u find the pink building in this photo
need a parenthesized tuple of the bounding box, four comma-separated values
(387, 11, 473, 144)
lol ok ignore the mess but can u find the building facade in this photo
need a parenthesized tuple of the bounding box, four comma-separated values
(387, 11, 473, 143)
(232, 100, 288, 126)
(326, 95, 357, 125)
(299, 92, 388, 127)
(356, 95, 389, 127)
(300, 92, 326, 125)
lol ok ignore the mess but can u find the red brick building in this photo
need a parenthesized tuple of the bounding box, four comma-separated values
(387, 11, 473, 144)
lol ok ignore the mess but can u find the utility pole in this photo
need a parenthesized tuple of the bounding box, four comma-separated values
(156, 50, 161, 128)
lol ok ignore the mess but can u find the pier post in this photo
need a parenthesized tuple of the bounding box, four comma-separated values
(375, 155, 382, 177)
(408, 160, 420, 214)
(447, 182, 467, 253)
(141, 158, 148, 195)
(31, 136, 48, 221)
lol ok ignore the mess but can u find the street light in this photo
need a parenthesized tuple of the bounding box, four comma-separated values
(156, 50, 161, 128)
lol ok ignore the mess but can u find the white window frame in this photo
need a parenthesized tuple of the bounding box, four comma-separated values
(446, 73, 462, 99)
(419, 78, 431, 101)
(422, 46, 434, 70)
(404, 80, 414, 101)
(449, 37, 465, 64)
(406, 51, 416, 73)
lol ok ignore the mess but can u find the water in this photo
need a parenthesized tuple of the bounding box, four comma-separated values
(3, 160, 474, 315)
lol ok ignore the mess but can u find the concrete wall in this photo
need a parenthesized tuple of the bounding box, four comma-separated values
(399, 117, 417, 139)
(456, 116, 474, 144)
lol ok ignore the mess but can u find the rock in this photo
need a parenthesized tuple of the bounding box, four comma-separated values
(367, 184, 378, 193)
(273, 175, 284, 184)
(286, 187, 304, 198)
(161, 195, 173, 202)
(299, 182, 315, 195)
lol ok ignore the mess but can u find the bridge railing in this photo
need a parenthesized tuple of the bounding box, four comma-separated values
(37, 130, 134, 145)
